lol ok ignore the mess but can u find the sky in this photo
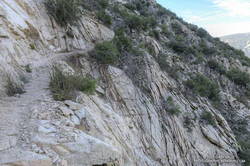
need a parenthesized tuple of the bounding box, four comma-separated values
(156, 0, 250, 37)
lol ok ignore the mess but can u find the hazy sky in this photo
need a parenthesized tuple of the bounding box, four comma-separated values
(156, 0, 250, 37)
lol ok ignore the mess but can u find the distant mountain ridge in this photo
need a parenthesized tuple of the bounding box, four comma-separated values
(220, 32, 250, 57)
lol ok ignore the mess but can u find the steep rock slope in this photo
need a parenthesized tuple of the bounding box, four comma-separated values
(0, 0, 249, 166)
(0, 0, 113, 96)
(221, 33, 250, 58)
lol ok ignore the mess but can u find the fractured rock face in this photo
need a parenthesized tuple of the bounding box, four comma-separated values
(0, 0, 248, 166)
(0, 0, 114, 96)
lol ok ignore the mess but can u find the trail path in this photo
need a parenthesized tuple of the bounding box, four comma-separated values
(0, 49, 90, 164)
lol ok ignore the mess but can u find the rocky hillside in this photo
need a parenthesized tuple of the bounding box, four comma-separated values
(221, 33, 250, 58)
(0, 0, 249, 166)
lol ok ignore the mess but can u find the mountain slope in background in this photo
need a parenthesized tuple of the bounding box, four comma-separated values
(221, 32, 250, 57)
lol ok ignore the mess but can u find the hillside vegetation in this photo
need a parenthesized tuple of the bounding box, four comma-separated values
(42, 0, 250, 165)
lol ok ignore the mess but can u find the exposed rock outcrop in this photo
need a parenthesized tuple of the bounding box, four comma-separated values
(0, 0, 249, 166)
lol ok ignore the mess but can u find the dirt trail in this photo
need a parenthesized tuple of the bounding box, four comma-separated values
(0, 49, 90, 163)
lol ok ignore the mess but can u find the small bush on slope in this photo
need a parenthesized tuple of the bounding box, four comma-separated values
(227, 69, 250, 87)
(97, 10, 112, 26)
(149, 30, 160, 40)
(200, 111, 216, 126)
(207, 60, 226, 75)
(186, 74, 220, 101)
(163, 96, 181, 116)
(49, 67, 96, 101)
(44, 0, 81, 26)
(91, 41, 120, 64)
(114, 28, 132, 52)
(5, 76, 25, 96)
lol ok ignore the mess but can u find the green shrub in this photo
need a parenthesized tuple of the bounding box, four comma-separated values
(161, 24, 169, 35)
(44, 0, 81, 26)
(130, 46, 144, 56)
(227, 69, 250, 87)
(168, 41, 187, 53)
(80, 0, 109, 11)
(98, 0, 109, 9)
(207, 60, 226, 74)
(197, 28, 208, 38)
(238, 141, 250, 166)
(168, 40, 195, 55)
(49, 67, 96, 101)
(92, 41, 120, 64)
(238, 53, 250, 67)
(175, 34, 185, 42)
(5, 76, 25, 96)
(124, 3, 137, 11)
(125, 14, 144, 31)
(29, 43, 36, 50)
(145, 16, 157, 28)
(188, 24, 198, 32)
(200, 111, 216, 126)
(186, 74, 220, 101)
(199, 41, 217, 55)
(192, 52, 205, 64)
(114, 28, 132, 51)
(157, 54, 180, 79)
(121, 11, 152, 31)
(149, 30, 160, 40)
(171, 22, 183, 34)
(97, 10, 112, 26)
(163, 96, 181, 116)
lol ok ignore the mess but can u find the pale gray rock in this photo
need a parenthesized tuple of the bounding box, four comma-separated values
(64, 100, 83, 111)
(74, 108, 87, 120)
(0, 0, 247, 166)
(59, 106, 74, 117)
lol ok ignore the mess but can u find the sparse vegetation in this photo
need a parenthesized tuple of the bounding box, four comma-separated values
(168, 41, 188, 53)
(161, 24, 169, 35)
(97, 10, 112, 26)
(186, 74, 220, 101)
(44, 0, 81, 26)
(238, 141, 250, 166)
(29, 43, 36, 50)
(200, 111, 216, 126)
(149, 30, 160, 40)
(91, 41, 120, 64)
(199, 40, 217, 55)
(163, 96, 181, 116)
(227, 69, 250, 87)
(98, 0, 109, 9)
(114, 28, 132, 52)
(207, 60, 226, 74)
(196, 28, 209, 38)
(157, 53, 180, 79)
(125, 14, 146, 31)
(49, 67, 96, 101)
(171, 22, 183, 34)
(5, 75, 24, 96)
(238, 53, 250, 67)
